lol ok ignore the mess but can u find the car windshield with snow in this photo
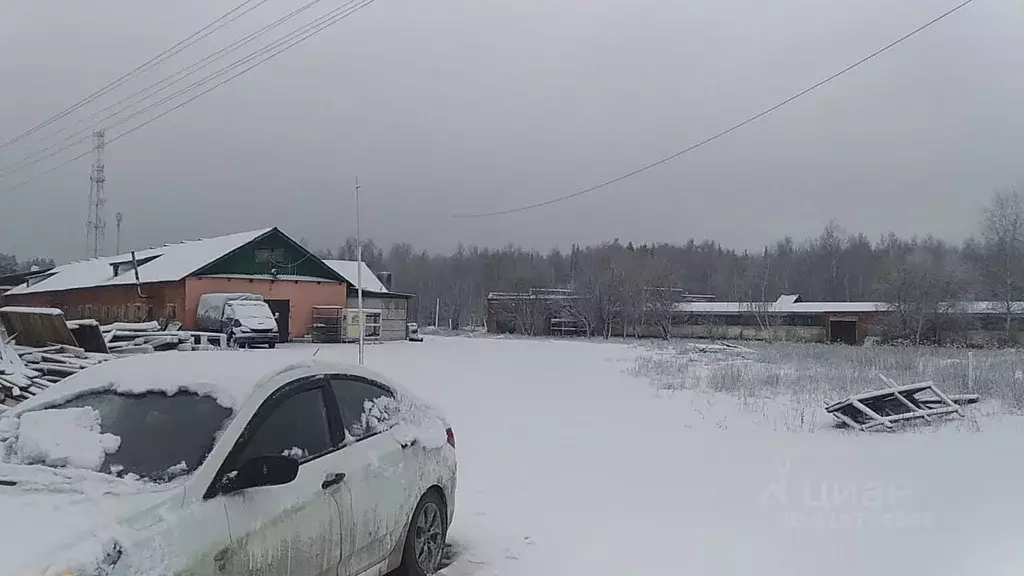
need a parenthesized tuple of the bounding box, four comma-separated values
(42, 390, 232, 482)
(0, 352, 456, 576)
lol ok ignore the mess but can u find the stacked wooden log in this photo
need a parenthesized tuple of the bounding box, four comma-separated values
(0, 341, 113, 407)
(0, 308, 229, 409)
(102, 321, 221, 354)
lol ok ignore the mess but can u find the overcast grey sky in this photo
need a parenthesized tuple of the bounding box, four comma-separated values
(1, 0, 1021, 263)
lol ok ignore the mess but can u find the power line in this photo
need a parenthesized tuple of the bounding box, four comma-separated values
(9, 0, 331, 161)
(0, 0, 273, 152)
(106, 0, 376, 144)
(0, 0, 351, 177)
(2, 0, 378, 194)
(3, 149, 94, 193)
(0, 133, 93, 178)
(452, 0, 977, 219)
(1, 0, 362, 179)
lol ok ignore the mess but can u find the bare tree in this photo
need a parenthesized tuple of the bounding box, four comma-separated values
(644, 256, 680, 339)
(738, 250, 775, 340)
(878, 240, 967, 344)
(569, 244, 627, 338)
(972, 189, 1024, 337)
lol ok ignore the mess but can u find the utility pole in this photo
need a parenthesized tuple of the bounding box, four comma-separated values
(115, 212, 123, 254)
(85, 130, 107, 258)
(355, 176, 364, 366)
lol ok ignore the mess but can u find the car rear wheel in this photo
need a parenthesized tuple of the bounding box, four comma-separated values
(396, 491, 447, 576)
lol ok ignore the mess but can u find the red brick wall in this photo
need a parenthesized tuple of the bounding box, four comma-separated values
(1, 281, 186, 325)
(184, 277, 347, 338)
(2, 277, 348, 339)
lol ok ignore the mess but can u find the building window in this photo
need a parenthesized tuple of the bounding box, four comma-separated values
(166, 303, 177, 320)
(255, 248, 287, 264)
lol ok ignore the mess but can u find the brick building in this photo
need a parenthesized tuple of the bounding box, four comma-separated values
(1, 228, 349, 340)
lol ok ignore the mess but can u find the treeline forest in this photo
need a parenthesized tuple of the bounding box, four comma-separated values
(0, 256, 55, 276)
(321, 190, 1024, 344)
(5, 191, 1021, 344)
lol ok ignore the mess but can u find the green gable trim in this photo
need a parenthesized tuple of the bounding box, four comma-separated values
(190, 228, 346, 282)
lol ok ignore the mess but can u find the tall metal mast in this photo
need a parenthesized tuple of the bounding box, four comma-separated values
(85, 130, 107, 257)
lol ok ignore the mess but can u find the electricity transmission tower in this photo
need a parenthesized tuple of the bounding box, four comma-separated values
(85, 130, 107, 258)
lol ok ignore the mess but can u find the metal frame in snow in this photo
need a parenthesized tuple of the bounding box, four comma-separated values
(825, 375, 973, 431)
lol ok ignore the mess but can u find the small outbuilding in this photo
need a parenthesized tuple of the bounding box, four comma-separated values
(323, 260, 413, 341)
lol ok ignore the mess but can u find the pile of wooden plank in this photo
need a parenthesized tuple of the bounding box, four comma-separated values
(0, 338, 115, 407)
(0, 307, 229, 409)
(101, 321, 225, 354)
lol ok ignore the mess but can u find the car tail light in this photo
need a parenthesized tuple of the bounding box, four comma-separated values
(445, 427, 456, 449)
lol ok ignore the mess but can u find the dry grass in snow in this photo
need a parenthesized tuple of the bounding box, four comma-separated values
(629, 340, 1024, 432)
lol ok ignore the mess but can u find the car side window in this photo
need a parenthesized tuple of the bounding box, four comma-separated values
(328, 377, 394, 441)
(236, 387, 332, 464)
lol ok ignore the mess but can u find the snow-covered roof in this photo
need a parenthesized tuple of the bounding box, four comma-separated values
(5, 228, 273, 296)
(674, 296, 888, 315)
(0, 306, 65, 316)
(673, 296, 1024, 316)
(199, 274, 333, 283)
(323, 260, 388, 292)
(487, 290, 577, 301)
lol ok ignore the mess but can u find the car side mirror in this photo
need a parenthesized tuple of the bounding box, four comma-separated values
(220, 455, 299, 495)
(274, 312, 280, 319)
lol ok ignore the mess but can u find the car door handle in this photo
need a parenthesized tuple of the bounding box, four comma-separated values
(322, 472, 346, 490)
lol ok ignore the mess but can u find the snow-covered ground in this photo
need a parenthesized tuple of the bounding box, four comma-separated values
(296, 336, 1024, 576)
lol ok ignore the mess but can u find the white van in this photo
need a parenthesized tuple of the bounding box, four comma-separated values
(196, 293, 280, 348)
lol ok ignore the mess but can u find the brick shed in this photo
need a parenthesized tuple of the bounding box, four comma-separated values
(1, 228, 349, 340)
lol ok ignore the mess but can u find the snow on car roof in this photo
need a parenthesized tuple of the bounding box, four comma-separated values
(16, 351, 310, 412)
(12, 351, 363, 413)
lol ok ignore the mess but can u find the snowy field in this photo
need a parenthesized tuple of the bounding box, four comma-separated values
(293, 336, 1024, 576)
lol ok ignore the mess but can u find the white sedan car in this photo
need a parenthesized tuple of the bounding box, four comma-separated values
(0, 352, 457, 576)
